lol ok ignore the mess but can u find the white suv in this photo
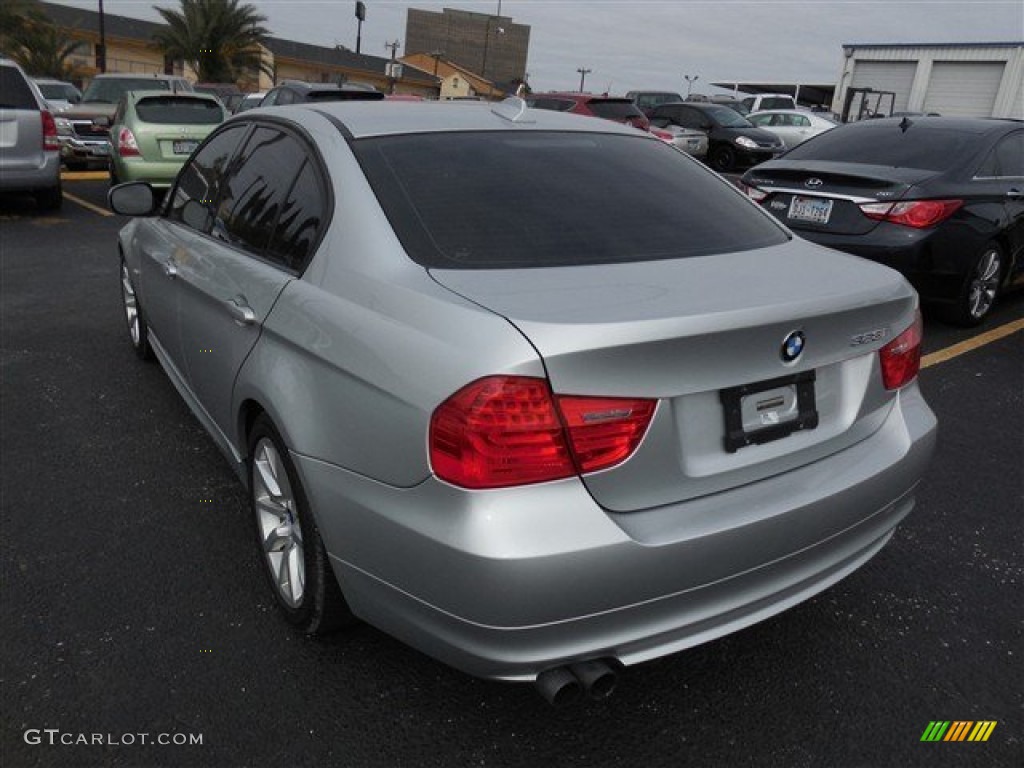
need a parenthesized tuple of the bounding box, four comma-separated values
(0, 57, 61, 210)
(740, 93, 797, 112)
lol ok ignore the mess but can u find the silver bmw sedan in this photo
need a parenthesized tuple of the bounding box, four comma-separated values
(111, 99, 937, 703)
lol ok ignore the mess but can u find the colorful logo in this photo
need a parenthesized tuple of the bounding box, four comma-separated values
(920, 721, 997, 742)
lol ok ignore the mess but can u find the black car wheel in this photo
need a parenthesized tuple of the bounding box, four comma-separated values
(710, 145, 736, 172)
(248, 414, 356, 635)
(947, 244, 1003, 327)
(34, 181, 62, 212)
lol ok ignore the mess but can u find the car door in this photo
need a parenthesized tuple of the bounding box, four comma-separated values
(174, 123, 323, 441)
(987, 129, 1024, 285)
(136, 123, 249, 378)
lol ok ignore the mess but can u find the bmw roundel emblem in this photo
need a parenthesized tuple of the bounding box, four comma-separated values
(781, 331, 805, 363)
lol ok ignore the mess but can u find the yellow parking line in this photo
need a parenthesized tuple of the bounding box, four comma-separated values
(63, 190, 113, 218)
(61, 170, 110, 181)
(922, 317, 1024, 369)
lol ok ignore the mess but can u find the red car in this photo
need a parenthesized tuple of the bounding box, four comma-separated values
(526, 92, 650, 131)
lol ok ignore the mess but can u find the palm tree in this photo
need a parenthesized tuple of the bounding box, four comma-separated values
(2, 0, 85, 79)
(152, 0, 271, 84)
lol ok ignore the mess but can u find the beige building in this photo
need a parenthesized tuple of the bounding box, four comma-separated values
(39, 1, 439, 96)
(401, 53, 504, 101)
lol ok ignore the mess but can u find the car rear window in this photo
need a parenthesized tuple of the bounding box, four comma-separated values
(307, 90, 384, 102)
(0, 66, 38, 110)
(136, 96, 222, 124)
(82, 78, 170, 104)
(353, 131, 787, 269)
(783, 121, 981, 170)
(587, 100, 645, 120)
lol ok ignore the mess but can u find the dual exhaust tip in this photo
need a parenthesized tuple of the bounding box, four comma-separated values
(535, 658, 620, 705)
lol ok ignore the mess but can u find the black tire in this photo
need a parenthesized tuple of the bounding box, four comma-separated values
(943, 243, 1003, 327)
(109, 166, 120, 187)
(248, 415, 355, 635)
(120, 259, 153, 360)
(710, 144, 736, 172)
(34, 181, 62, 212)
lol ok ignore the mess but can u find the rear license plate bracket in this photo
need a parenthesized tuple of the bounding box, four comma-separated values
(719, 371, 819, 453)
(173, 140, 199, 155)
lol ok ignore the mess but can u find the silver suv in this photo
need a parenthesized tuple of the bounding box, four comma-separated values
(0, 57, 61, 210)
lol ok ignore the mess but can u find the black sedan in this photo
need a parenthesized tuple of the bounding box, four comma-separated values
(649, 102, 784, 172)
(740, 117, 1024, 325)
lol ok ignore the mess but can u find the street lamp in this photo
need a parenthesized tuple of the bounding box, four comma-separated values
(577, 67, 591, 92)
(684, 74, 699, 97)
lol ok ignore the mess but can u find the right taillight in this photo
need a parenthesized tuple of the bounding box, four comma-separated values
(117, 127, 141, 157)
(859, 199, 962, 228)
(429, 376, 655, 489)
(738, 181, 768, 202)
(879, 311, 923, 390)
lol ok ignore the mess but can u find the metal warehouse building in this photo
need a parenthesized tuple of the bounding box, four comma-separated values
(833, 42, 1024, 119)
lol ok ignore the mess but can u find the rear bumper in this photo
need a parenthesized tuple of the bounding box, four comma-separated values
(0, 152, 61, 192)
(58, 135, 110, 166)
(111, 157, 185, 188)
(296, 384, 936, 681)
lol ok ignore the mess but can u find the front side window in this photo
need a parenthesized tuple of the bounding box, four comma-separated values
(354, 131, 787, 270)
(168, 124, 248, 232)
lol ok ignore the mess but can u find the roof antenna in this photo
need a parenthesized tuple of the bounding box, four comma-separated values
(899, 116, 913, 133)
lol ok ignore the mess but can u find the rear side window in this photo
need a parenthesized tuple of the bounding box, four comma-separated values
(784, 121, 982, 171)
(265, 160, 326, 271)
(761, 97, 795, 110)
(587, 100, 644, 120)
(0, 66, 38, 110)
(136, 96, 223, 124)
(354, 131, 787, 269)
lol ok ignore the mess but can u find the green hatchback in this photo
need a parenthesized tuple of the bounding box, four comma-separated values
(109, 90, 224, 188)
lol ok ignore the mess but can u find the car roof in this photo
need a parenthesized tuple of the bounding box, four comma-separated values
(844, 116, 1019, 136)
(242, 99, 648, 139)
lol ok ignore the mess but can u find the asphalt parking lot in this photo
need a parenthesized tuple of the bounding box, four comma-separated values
(2, 177, 1021, 768)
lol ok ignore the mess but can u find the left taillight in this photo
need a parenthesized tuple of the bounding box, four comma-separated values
(429, 375, 656, 489)
(738, 181, 768, 202)
(879, 311, 923, 390)
(859, 199, 963, 228)
(41, 110, 59, 151)
(117, 127, 141, 157)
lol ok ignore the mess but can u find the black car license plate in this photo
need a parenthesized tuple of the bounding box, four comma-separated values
(173, 140, 199, 155)
(719, 371, 819, 453)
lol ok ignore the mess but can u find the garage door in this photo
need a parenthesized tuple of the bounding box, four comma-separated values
(923, 61, 1004, 117)
(850, 61, 917, 112)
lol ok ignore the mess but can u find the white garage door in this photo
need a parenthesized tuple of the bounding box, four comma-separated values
(850, 61, 917, 112)
(923, 61, 1005, 117)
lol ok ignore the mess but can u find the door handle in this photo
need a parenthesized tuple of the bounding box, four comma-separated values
(226, 297, 256, 325)
(1008, 188, 1023, 200)
(162, 259, 178, 278)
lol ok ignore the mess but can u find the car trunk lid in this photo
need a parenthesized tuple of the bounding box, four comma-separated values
(744, 161, 938, 235)
(430, 240, 917, 512)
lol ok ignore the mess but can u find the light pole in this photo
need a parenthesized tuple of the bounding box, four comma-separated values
(354, 1, 365, 55)
(577, 67, 591, 92)
(97, 0, 107, 72)
(684, 74, 699, 97)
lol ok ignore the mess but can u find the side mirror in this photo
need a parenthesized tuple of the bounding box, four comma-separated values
(108, 181, 156, 216)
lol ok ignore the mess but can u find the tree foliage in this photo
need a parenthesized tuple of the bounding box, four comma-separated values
(1, 0, 86, 79)
(151, 0, 271, 83)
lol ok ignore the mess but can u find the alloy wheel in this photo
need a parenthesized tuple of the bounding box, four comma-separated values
(252, 438, 305, 607)
(967, 248, 1001, 320)
(121, 263, 140, 346)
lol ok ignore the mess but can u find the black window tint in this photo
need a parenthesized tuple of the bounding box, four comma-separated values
(0, 66, 38, 110)
(168, 124, 247, 232)
(213, 127, 307, 257)
(135, 96, 223, 124)
(266, 159, 325, 271)
(587, 100, 645, 120)
(275, 89, 295, 105)
(353, 131, 787, 269)
(994, 131, 1023, 177)
(784, 121, 986, 171)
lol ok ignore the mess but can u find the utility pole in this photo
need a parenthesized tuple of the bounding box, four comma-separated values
(385, 39, 401, 94)
(97, 0, 107, 72)
(577, 67, 591, 93)
(354, 2, 365, 54)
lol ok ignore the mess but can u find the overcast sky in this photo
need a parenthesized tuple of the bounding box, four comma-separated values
(49, 0, 1024, 94)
